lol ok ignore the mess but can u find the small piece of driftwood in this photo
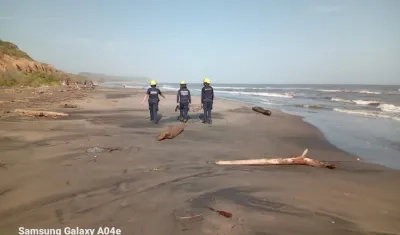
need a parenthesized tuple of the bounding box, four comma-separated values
(215, 149, 336, 169)
(157, 123, 185, 141)
(63, 104, 77, 108)
(14, 109, 69, 118)
(191, 106, 203, 112)
(252, 106, 272, 116)
(209, 207, 233, 218)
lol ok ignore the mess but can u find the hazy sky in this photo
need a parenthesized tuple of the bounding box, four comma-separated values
(1, 0, 399, 84)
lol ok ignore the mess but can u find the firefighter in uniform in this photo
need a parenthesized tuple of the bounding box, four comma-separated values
(141, 80, 165, 123)
(201, 77, 214, 124)
(176, 80, 191, 123)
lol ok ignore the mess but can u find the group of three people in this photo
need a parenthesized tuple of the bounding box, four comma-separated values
(141, 78, 214, 124)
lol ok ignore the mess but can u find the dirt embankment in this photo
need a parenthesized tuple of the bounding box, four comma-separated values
(0, 40, 85, 86)
(0, 54, 58, 73)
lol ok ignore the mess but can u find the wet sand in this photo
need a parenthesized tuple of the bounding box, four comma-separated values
(0, 86, 399, 235)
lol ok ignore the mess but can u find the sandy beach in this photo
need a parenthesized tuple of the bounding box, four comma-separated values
(0, 86, 399, 235)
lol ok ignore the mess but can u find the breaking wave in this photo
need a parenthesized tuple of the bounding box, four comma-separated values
(293, 104, 326, 109)
(378, 104, 400, 113)
(333, 108, 400, 122)
(214, 90, 294, 98)
(319, 89, 381, 95)
(331, 98, 380, 106)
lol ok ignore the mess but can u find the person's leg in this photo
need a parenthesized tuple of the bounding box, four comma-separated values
(202, 102, 208, 123)
(179, 103, 184, 121)
(149, 102, 154, 121)
(153, 101, 159, 123)
(207, 101, 213, 124)
(183, 103, 189, 122)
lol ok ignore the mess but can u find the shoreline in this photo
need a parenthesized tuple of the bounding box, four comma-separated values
(110, 86, 397, 171)
(1, 86, 400, 234)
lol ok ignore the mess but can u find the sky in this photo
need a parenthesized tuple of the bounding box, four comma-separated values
(0, 0, 399, 84)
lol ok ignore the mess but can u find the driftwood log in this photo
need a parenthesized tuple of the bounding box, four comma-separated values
(191, 106, 203, 112)
(63, 103, 77, 108)
(158, 123, 185, 141)
(215, 149, 336, 169)
(252, 106, 272, 116)
(14, 109, 69, 118)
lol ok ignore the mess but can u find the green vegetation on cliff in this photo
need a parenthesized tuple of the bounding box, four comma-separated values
(0, 71, 60, 87)
(0, 39, 32, 60)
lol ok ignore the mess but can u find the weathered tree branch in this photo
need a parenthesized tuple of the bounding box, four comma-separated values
(215, 149, 336, 169)
(14, 109, 69, 118)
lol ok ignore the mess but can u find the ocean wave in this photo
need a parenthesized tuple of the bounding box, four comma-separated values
(331, 98, 353, 103)
(333, 108, 400, 122)
(214, 90, 293, 98)
(352, 100, 380, 106)
(160, 85, 178, 90)
(331, 98, 380, 106)
(264, 87, 313, 90)
(124, 85, 145, 89)
(260, 99, 279, 105)
(213, 86, 250, 90)
(319, 89, 342, 93)
(378, 104, 400, 113)
(319, 89, 381, 95)
(293, 104, 325, 109)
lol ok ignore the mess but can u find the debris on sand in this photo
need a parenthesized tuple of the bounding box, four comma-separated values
(0, 161, 8, 169)
(157, 123, 184, 141)
(190, 105, 203, 112)
(63, 103, 78, 108)
(208, 207, 233, 218)
(86, 147, 122, 153)
(215, 149, 336, 169)
(14, 109, 69, 118)
(252, 106, 272, 116)
(177, 214, 203, 220)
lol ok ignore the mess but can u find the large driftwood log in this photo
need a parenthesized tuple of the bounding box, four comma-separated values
(215, 149, 336, 169)
(252, 106, 272, 116)
(158, 123, 185, 141)
(191, 106, 203, 112)
(14, 109, 69, 118)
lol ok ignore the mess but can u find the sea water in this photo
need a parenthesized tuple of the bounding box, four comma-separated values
(103, 82, 400, 169)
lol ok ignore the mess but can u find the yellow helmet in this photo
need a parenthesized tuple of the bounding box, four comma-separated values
(180, 80, 186, 85)
(150, 80, 157, 86)
(203, 77, 211, 84)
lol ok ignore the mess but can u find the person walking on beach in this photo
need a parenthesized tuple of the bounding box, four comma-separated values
(141, 80, 166, 124)
(177, 80, 191, 123)
(201, 77, 214, 124)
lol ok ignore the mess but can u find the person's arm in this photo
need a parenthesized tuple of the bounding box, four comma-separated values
(159, 90, 166, 99)
(201, 87, 204, 104)
(141, 92, 149, 104)
(176, 90, 180, 104)
(188, 90, 192, 104)
(211, 87, 214, 101)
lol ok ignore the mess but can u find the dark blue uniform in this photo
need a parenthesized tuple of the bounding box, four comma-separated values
(147, 87, 162, 122)
(201, 85, 214, 123)
(177, 88, 191, 119)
